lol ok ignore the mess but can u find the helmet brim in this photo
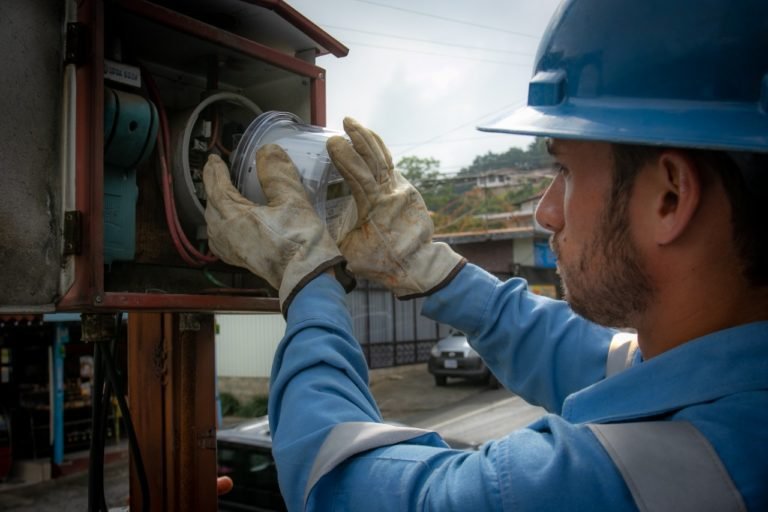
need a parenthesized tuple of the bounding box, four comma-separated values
(479, 100, 768, 154)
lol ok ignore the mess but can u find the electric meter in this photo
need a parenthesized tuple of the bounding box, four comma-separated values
(231, 111, 353, 241)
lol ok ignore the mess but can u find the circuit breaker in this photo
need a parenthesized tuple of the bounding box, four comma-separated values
(0, 0, 348, 314)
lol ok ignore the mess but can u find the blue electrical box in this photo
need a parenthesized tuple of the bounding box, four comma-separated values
(103, 87, 158, 265)
(104, 167, 139, 265)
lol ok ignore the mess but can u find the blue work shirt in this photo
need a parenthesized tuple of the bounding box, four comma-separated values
(268, 264, 768, 511)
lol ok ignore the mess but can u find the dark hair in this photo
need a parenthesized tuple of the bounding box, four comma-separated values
(611, 144, 768, 287)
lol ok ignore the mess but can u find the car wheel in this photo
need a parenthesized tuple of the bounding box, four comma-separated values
(434, 375, 447, 386)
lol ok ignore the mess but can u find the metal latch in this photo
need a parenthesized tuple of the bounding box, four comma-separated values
(64, 210, 82, 255)
(65, 22, 89, 66)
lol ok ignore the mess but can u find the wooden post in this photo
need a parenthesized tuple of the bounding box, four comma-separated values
(127, 312, 217, 511)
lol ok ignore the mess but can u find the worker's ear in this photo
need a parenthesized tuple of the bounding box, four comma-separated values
(651, 150, 702, 245)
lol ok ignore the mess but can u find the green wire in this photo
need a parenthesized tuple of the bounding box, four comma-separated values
(203, 267, 228, 288)
(199, 241, 228, 288)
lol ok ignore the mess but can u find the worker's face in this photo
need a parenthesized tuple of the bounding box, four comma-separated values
(535, 140, 652, 327)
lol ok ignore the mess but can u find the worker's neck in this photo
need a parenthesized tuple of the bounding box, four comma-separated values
(634, 277, 768, 360)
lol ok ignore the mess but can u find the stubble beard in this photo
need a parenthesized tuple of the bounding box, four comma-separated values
(552, 202, 654, 328)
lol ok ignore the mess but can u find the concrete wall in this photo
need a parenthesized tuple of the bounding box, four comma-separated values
(215, 313, 285, 402)
(215, 313, 285, 379)
(513, 238, 535, 268)
(218, 375, 270, 404)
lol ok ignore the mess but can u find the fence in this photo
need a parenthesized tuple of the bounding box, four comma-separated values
(347, 280, 452, 369)
(216, 280, 456, 378)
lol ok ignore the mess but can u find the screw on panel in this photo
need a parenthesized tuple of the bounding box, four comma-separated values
(63, 211, 82, 255)
(65, 23, 89, 66)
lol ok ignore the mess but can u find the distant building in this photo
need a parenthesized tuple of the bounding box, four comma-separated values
(474, 167, 554, 194)
(471, 192, 553, 232)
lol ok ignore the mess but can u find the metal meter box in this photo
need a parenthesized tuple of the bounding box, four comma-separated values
(0, 0, 348, 314)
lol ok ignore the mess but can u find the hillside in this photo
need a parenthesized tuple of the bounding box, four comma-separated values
(397, 138, 554, 234)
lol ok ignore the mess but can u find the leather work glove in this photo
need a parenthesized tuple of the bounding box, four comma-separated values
(203, 150, 348, 314)
(327, 117, 466, 299)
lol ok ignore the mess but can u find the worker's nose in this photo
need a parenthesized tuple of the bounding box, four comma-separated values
(535, 173, 565, 233)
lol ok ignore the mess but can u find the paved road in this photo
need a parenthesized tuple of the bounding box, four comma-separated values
(408, 390, 546, 447)
(0, 364, 544, 510)
(370, 363, 546, 447)
(0, 458, 129, 512)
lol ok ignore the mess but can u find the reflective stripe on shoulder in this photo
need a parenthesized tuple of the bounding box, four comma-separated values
(304, 422, 432, 507)
(606, 332, 639, 378)
(588, 421, 746, 512)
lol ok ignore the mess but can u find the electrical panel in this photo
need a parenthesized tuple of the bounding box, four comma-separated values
(0, 0, 347, 314)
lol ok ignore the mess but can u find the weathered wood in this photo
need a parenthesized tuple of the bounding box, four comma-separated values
(128, 312, 217, 511)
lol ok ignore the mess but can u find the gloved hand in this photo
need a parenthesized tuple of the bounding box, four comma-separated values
(327, 117, 466, 299)
(203, 149, 345, 314)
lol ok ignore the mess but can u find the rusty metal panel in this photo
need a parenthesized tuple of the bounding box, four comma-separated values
(127, 313, 167, 510)
(0, 0, 64, 311)
(128, 312, 217, 511)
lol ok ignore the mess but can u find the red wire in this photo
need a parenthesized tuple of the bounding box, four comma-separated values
(207, 108, 220, 151)
(157, 137, 203, 267)
(144, 69, 219, 266)
(215, 139, 232, 157)
(158, 119, 218, 265)
(210, 110, 231, 156)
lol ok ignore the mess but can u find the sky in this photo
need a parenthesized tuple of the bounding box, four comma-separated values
(285, 0, 562, 176)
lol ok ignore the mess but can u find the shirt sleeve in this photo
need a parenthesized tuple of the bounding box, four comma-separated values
(268, 272, 632, 512)
(307, 414, 632, 512)
(268, 273, 393, 511)
(422, 264, 617, 413)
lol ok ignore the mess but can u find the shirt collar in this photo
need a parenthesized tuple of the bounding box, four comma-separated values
(562, 321, 768, 424)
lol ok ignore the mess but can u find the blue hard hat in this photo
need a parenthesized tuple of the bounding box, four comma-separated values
(480, 0, 768, 153)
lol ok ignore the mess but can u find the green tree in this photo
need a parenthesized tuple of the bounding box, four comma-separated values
(395, 156, 457, 212)
(458, 136, 552, 175)
(397, 155, 441, 186)
(393, 144, 553, 234)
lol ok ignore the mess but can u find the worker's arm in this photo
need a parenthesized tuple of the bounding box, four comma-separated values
(423, 263, 616, 413)
(267, 273, 440, 511)
(326, 118, 617, 414)
(203, 122, 627, 511)
(268, 272, 628, 512)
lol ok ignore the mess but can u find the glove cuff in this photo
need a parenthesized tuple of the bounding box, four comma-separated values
(394, 242, 466, 299)
(279, 254, 346, 317)
(397, 256, 467, 300)
(333, 261, 357, 294)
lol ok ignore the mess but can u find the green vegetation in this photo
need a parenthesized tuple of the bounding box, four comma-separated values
(238, 395, 269, 417)
(219, 392, 269, 418)
(505, 181, 542, 205)
(219, 392, 240, 416)
(394, 138, 553, 234)
(458, 137, 551, 175)
(398, 156, 458, 214)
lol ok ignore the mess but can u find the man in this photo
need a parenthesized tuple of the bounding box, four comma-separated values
(204, 0, 767, 510)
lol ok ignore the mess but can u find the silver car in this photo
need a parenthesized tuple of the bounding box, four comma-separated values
(427, 331, 500, 388)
